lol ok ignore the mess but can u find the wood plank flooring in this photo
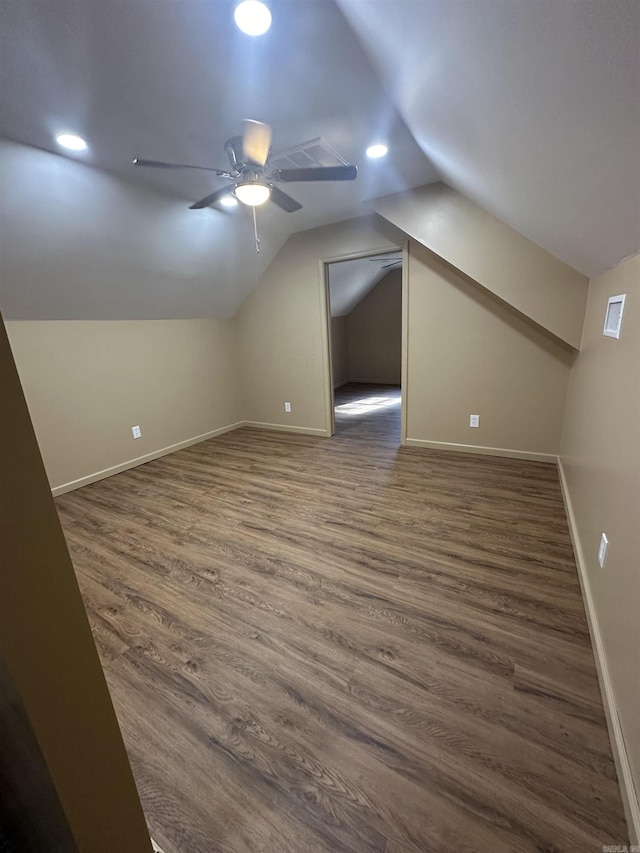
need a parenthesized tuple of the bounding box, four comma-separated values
(56, 383, 628, 852)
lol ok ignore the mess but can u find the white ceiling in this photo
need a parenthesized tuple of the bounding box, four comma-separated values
(1, 0, 638, 320)
(0, 0, 436, 319)
(336, 0, 640, 277)
(329, 253, 402, 317)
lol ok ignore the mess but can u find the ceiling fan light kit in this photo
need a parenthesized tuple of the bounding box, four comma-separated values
(234, 180, 271, 207)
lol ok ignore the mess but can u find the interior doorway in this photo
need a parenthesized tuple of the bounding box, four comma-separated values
(322, 249, 405, 443)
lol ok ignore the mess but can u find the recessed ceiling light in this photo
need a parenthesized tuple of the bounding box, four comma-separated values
(366, 143, 388, 159)
(220, 195, 238, 208)
(55, 133, 88, 152)
(234, 1, 271, 36)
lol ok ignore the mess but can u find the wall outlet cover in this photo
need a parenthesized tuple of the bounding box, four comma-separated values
(284, 402, 292, 413)
(132, 425, 142, 439)
(469, 414, 480, 428)
(598, 533, 608, 568)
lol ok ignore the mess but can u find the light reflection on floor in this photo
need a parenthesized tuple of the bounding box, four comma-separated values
(335, 395, 400, 416)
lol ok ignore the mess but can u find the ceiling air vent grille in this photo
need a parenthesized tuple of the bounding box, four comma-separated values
(270, 138, 349, 172)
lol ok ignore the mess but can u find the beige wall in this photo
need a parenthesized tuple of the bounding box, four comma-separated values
(371, 183, 589, 349)
(235, 214, 404, 432)
(0, 315, 151, 852)
(330, 315, 349, 388)
(236, 216, 573, 456)
(406, 241, 573, 457)
(347, 269, 401, 384)
(6, 319, 240, 492)
(559, 252, 640, 831)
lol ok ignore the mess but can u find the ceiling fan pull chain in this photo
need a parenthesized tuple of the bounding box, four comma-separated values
(252, 205, 260, 253)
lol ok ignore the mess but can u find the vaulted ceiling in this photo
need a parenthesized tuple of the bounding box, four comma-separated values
(0, 0, 638, 320)
(329, 253, 402, 318)
(337, 0, 640, 277)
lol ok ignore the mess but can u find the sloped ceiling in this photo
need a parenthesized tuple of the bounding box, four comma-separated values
(0, 0, 436, 319)
(1, 0, 638, 321)
(337, 0, 640, 277)
(329, 253, 402, 317)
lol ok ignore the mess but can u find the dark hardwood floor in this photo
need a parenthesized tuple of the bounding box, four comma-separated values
(56, 384, 628, 852)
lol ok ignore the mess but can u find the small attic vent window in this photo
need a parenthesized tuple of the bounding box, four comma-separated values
(270, 138, 349, 172)
(603, 294, 626, 339)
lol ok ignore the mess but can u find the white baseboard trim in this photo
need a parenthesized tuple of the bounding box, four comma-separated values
(333, 379, 350, 389)
(242, 420, 328, 437)
(51, 422, 244, 496)
(404, 437, 556, 464)
(558, 458, 639, 845)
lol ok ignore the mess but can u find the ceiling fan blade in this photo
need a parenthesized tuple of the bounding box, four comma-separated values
(133, 157, 229, 176)
(380, 261, 401, 269)
(274, 165, 357, 183)
(269, 186, 302, 213)
(189, 186, 236, 210)
(242, 120, 272, 167)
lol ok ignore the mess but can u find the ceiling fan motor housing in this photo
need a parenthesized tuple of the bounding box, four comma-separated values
(224, 136, 245, 172)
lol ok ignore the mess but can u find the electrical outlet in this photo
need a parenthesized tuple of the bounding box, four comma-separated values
(132, 425, 142, 439)
(469, 414, 480, 428)
(598, 533, 608, 568)
(284, 402, 292, 413)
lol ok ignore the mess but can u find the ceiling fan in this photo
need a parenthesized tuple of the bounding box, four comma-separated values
(133, 120, 357, 213)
